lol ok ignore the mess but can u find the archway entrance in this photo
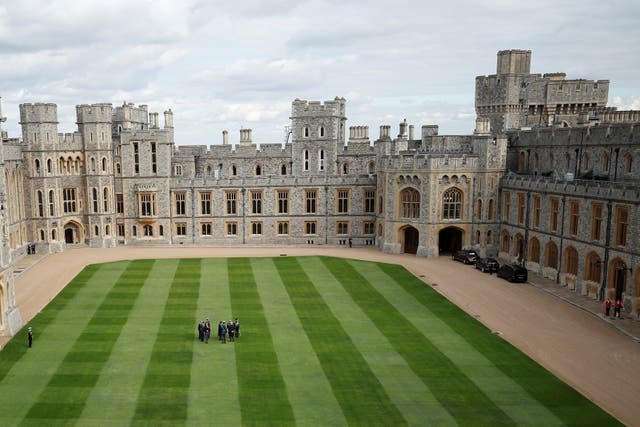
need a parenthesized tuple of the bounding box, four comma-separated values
(439, 227, 462, 255)
(403, 227, 419, 254)
(608, 259, 628, 301)
(64, 221, 82, 244)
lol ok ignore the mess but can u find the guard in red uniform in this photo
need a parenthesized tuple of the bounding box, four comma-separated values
(614, 299, 622, 318)
(605, 298, 611, 316)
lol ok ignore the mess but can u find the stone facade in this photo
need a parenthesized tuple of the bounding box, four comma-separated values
(1, 49, 639, 337)
(476, 50, 610, 132)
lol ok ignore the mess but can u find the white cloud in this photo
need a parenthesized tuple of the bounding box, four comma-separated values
(0, 0, 639, 145)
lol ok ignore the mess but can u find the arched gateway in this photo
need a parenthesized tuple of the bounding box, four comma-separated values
(64, 221, 83, 244)
(439, 227, 462, 255)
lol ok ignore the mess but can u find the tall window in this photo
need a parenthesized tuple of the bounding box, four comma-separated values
(37, 191, 44, 217)
(569, 201, 579, 236)
(175, 164, 183, 176)
(337, 190, 349, 214)
(488, 199, 494, 221)
(401, 188, 420, 218)
(48, 190, 55, 216)
(176, 223, 187, 236)
(281, 164, 287, 176)
(226, 191, 238, 215)
(138, 193, 156, 217)
(364, 190, 375, 213)
(305, 190, 317, 214)
(304, 150, 309, 171)
(63, 188, 77, 213)
(103, 187, 109, 212)
(92, 188, 99, 213)
(476, 199, 482, 220)
(585, 252, 602, 282)
(532, 196, 541, 228)
(144, 225, 153, 237)
(200, 192, 211, 215)
(591, 203, 603, 241)
(318, 150, 325, 171)
(503, 191, 510, 222)
(564, 246, 579, 275)
(175, 192, 186, 216)
(615, 206, 628, 246)
(518, 152, 526, 172)
(550, 198, 559, 232)
(151, 142, 157, 173)
(517, 193, 525, 225)
(442, 188, 461, 219)
(133, 142, 139, 174)
(625, 154, 633, 174)
(602, 152, 609, 173)
(251, 191, 262, 214)
(545, 241, 559, 269)
(528, 237, 540, 263)
(277, 190, 289, 214)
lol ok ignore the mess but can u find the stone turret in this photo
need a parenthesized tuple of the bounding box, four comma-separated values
(19, 103, 59, 146)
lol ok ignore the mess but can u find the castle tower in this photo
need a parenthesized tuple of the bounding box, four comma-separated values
(290, 97, 347, 175)
(19, 103, 59, 147)
(76, 103, 117, 248)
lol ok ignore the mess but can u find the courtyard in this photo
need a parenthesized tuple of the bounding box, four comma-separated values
(0, 246, 638, 425)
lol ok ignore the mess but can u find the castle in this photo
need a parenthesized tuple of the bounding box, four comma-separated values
(1, 49, 639, 337)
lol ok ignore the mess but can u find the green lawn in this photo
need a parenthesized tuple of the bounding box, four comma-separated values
(0, 256, 620, 426)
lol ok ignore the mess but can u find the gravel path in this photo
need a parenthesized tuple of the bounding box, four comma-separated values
(2, 246, 638, 426)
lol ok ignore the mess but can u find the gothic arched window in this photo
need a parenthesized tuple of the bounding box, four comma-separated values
(442, 188, 462, 219)
(400, 188, 420, 218)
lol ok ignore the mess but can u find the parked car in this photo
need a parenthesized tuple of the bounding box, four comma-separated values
(497, 264, 528, 283)
(475, 257, 499, 273)
(452, 250, 479, 264)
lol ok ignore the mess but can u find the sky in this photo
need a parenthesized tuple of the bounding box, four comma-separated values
(1, 0, 639, 146)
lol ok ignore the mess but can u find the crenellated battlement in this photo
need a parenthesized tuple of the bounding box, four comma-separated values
(19, 103, 58, 124)
(56, 132, 79, 145)
(291, 97, 346, 117)
(76, 103, 113, 123)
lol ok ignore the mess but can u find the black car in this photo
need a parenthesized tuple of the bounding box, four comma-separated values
(453, 250, 479, 264)
(475, 257, 499, 273)
(497, 264, 528, 283)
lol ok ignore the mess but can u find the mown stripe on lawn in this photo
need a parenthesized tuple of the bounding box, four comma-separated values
(0, 264, 101, 384)
(20, 260, 152, 424)
(274, 257, 407, 427)
(297, 256, 456, 426)
(228, 258, 295, 426)
(0, 263, 118, 427)
(350, 260, 564, 426)
(376, 262, 623, 427)
(251, 258, 347, 426)
(320, 257, 516, 427)
(77, 259, 180, 425)
(187, 258, 241, 426)
(132, 258, 201, 424)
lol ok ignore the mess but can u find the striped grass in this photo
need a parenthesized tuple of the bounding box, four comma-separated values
(0, 256, 621, 426)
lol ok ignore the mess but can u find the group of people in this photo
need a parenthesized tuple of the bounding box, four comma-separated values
(197, 318, 240, 344)
(604, 298, 623, 318)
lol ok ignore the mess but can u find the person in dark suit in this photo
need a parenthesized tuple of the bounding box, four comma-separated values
(27, 327, 33, 348)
